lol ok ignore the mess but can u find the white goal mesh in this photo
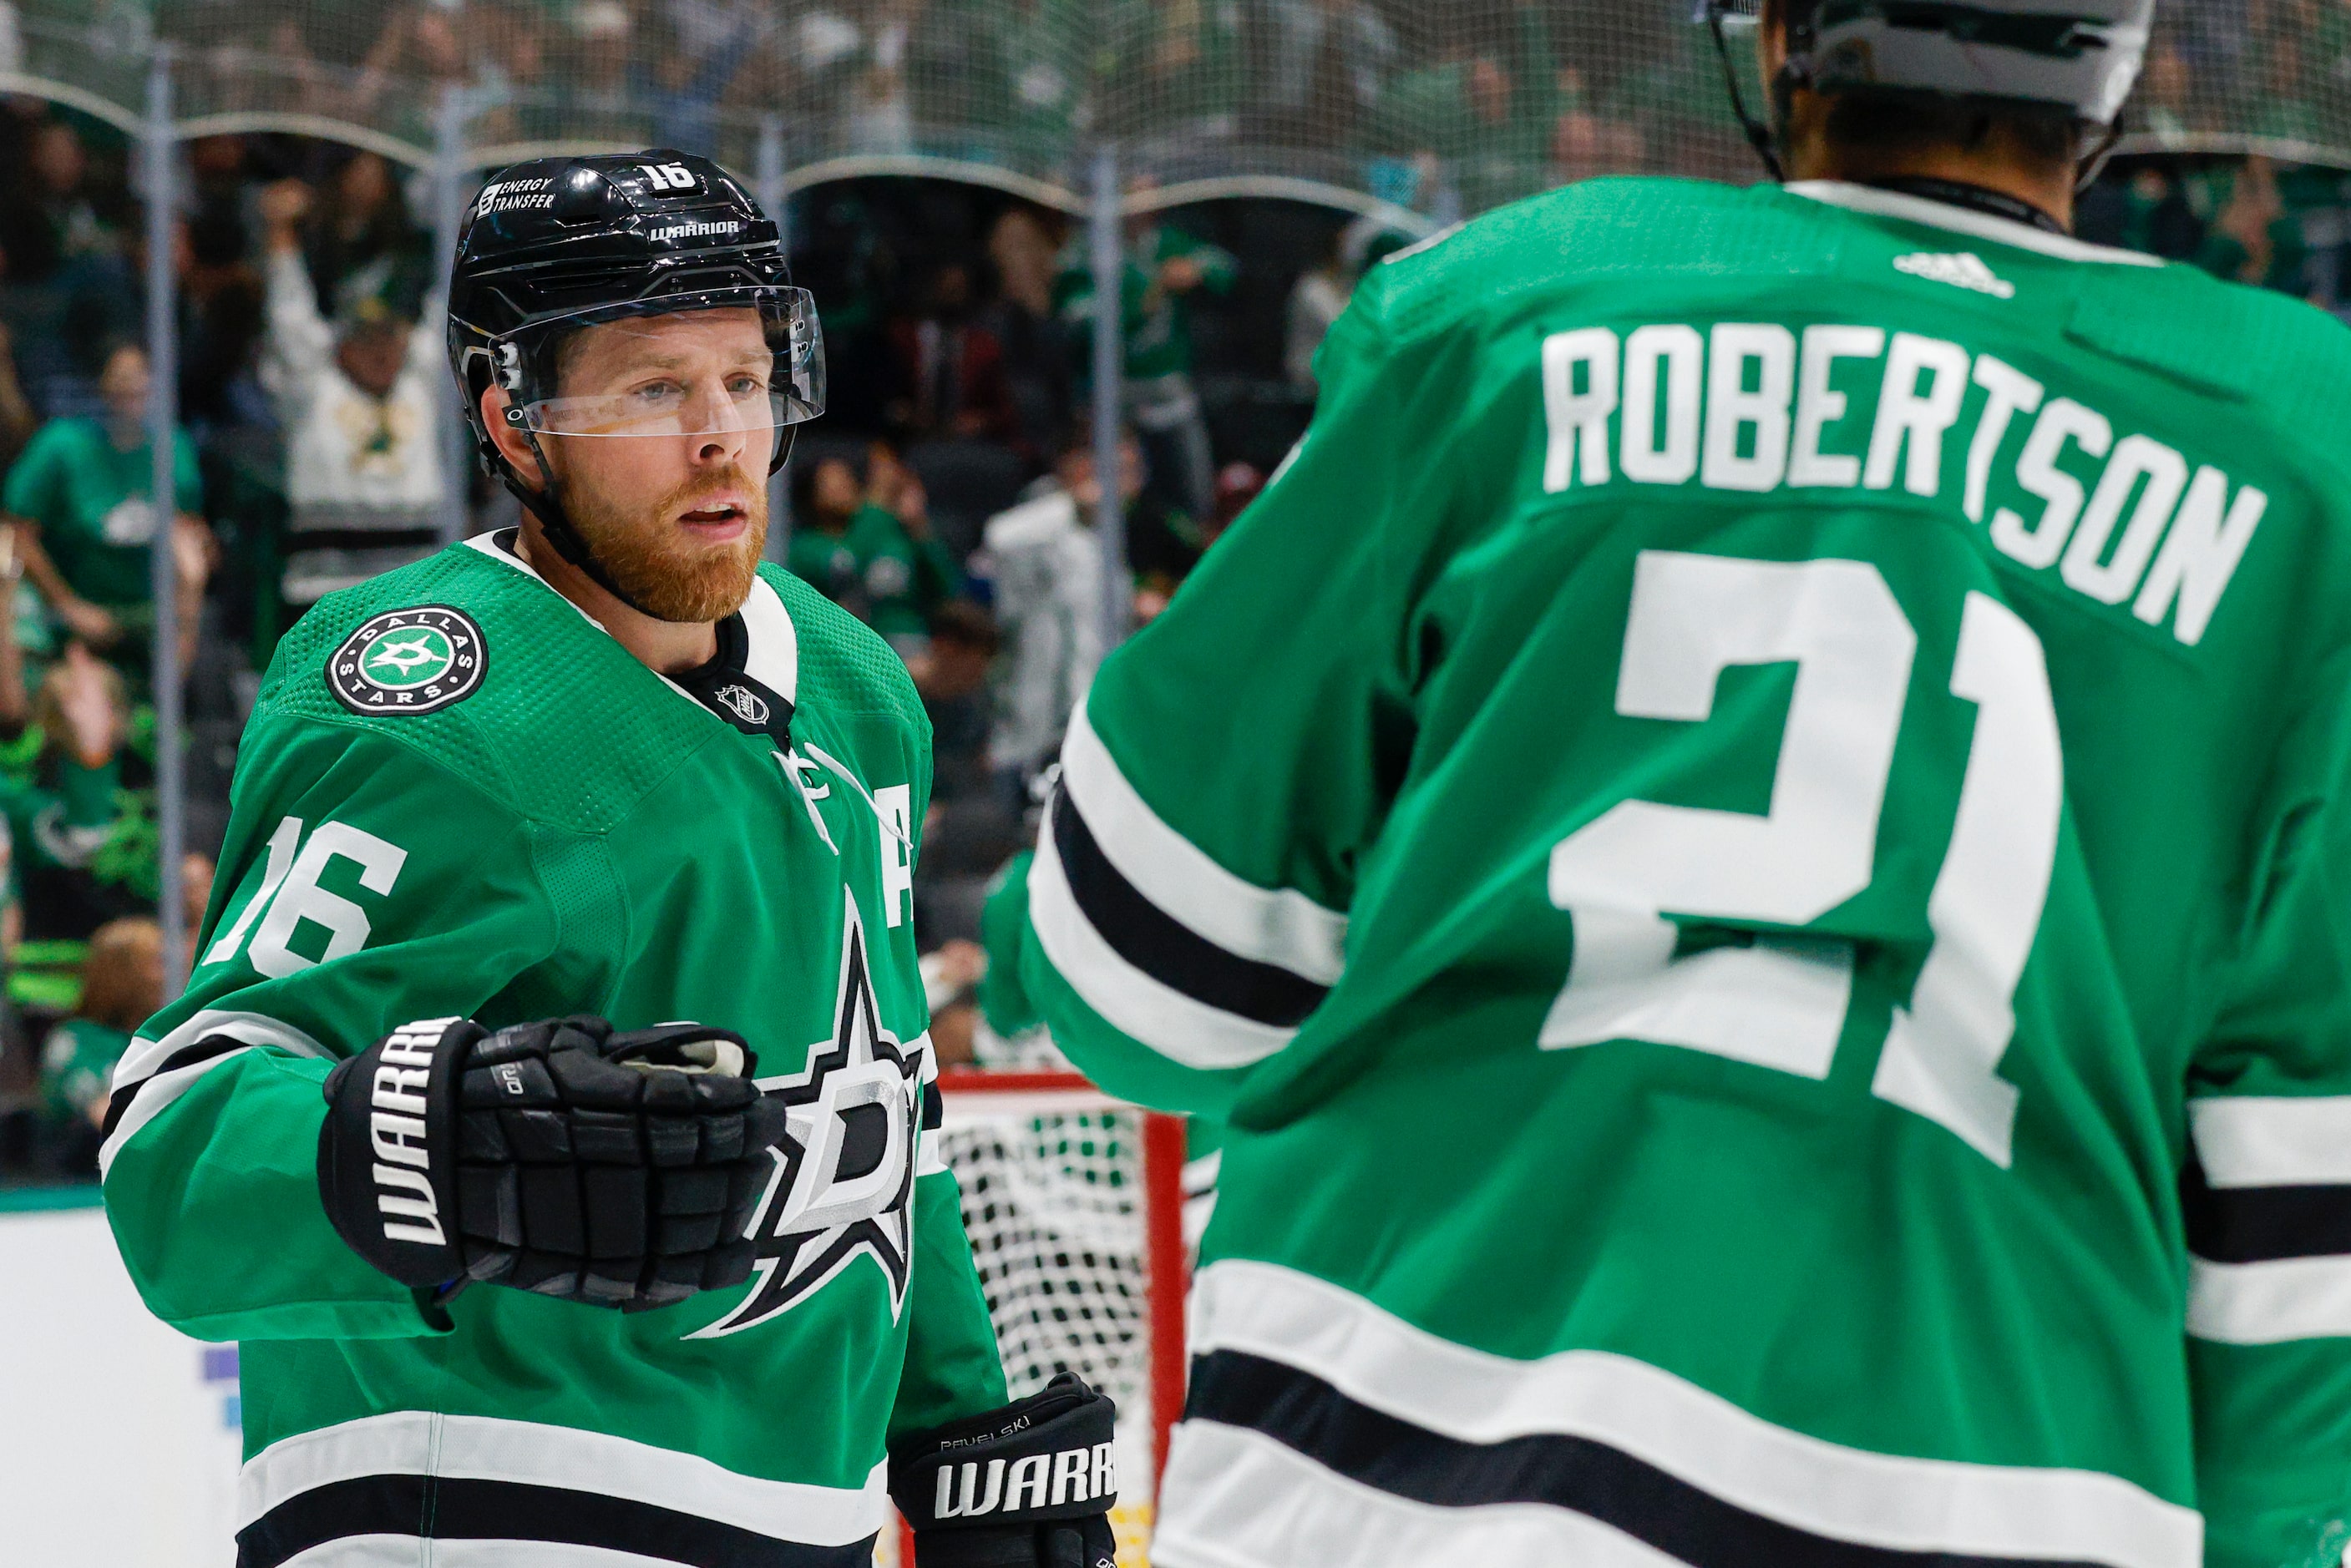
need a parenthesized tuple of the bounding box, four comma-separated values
(880, 1072, 1188, 1568)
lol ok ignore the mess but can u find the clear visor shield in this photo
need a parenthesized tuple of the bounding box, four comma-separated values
(507, 286, 824, 450)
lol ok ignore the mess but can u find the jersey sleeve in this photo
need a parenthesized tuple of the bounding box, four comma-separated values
(889, 1158, 1011, 1441)
(894, 723, 1009, 1437)
(3, 422, 65, 524)
(100, 712, 567, 1343)
(1012, 278, 1426, 1117)
(2182, 655, 2351, 1568)
(977, 851, 1043, 1039)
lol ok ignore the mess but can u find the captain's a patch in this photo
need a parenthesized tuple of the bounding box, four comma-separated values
(327, 606, 489, 717)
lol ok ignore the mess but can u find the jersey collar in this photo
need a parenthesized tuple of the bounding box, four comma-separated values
(1783, 180, 2164, 268)
(463, 529, 800, 711)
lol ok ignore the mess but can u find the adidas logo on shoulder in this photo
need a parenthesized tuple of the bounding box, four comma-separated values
(1892, 250, 2016, 299)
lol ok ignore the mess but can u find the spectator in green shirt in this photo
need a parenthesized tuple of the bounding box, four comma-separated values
(3, 340, 213, 676)
(1055, 205, 1235, 519)
(35, 914, 163, 1175)
(1, 638, 162, 1020)
(786, 444, 963, 649)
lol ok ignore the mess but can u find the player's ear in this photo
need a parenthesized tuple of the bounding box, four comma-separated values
(481, 385, 545, 488)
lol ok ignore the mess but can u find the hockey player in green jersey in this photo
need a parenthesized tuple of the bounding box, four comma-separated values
(997, 4, 2351, 1565)
(99, 152, 1118, 1568)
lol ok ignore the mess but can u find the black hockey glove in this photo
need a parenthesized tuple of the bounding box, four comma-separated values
(318, 1015, 788, 1310)
(890, 1374, 1120, 1568)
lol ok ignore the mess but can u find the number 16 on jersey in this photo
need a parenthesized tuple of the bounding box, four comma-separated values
(1541, 551, 2064, 1169)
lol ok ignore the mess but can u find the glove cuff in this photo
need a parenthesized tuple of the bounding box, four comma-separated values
(317, 1016, 481, 1287)
(892, 1374, 1119, 1533)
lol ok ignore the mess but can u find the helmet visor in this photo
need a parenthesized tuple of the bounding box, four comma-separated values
(507, 285, 824, 447)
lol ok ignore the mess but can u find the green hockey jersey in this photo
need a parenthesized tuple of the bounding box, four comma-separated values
(101, 532, 1007, 1565)
(1002, 178, 2351, 1568)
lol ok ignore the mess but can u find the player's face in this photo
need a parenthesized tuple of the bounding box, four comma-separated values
(540, 307, 774, 623)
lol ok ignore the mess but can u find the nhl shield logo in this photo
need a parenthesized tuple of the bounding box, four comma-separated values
(713, 683, 770, 726)
(327, 606, 488, 716)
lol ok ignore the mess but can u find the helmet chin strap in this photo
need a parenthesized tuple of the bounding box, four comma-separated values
(2073, 119, 2126, 193)
(1709, 8, 1786, 183)
(495, 430, 697, 625)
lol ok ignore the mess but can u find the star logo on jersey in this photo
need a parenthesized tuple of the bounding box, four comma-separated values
(689, 891, 923, 1338)
(367, 633, 448, 680)
(327, 606, 488, 716)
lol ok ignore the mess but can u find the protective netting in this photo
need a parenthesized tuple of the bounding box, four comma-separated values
(931, 1089, 1167, 1563)
(942, 1102, 1152, 1409)
(3, 3, 2343, 223)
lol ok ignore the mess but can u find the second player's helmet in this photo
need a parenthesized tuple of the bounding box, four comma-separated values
(445, 150, 823, 609)
(1700, 0, 2155, 180)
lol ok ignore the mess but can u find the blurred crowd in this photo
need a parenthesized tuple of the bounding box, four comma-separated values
(12, 0, 1761, 213)
(0, 96, 1333, 1177)
(0, 0, 2346, 1181)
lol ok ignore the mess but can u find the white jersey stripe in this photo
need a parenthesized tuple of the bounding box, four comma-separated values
(239, 1410, 890, 1546)
(100, 1009, 336, 1177)
(1187, 1259, 2203, 1568)
(1061, 701, 1348, 984)
(1785, 182, 2166, 267)
(1029, 806, 1298, 1070)
(97, 1046, 257, 1179)
(1153, 1421, 1686, 1568)
(111, 1007, 332, 1095)
(2187, 1255, 2351, 1344)
(2188, 1096, 2351, 1188)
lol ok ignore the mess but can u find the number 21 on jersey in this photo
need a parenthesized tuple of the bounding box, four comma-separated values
(1541, 551, 2063, 1168)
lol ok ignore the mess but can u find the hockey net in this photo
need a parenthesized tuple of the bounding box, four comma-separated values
(879, 1071, 1189, 1568)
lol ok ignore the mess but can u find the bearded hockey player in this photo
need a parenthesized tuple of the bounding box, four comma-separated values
(997, 5, 2351, 1566)
(99, 152, 1116, 1568)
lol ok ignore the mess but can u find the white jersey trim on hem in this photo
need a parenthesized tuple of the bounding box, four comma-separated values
(237, 1410, 892, 1547)
(1184, 1259, 2204, 1568)
(1154, 1421, 1686, 1568)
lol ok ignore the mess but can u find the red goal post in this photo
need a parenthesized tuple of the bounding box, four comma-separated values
(884, 1070, 1190, 1565)
(934, 1070, 1190, 1482)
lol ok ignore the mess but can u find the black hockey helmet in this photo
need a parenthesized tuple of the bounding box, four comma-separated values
(1697, 0, 2155, 185)
(445, 150, 823, 612)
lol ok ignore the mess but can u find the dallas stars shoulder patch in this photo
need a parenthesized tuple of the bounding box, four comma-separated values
(327, 606, 489, 717)
(691, 888, 925, 1339)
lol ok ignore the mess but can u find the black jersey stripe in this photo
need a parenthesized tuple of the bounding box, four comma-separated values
(1051, 786, 1328, 1029)
(99, 1035, 254, 1141)
(236, 1474, 877, 1568)
(2181, 1157, 2351, 1264)
(1186, 1349, 2105, 1568)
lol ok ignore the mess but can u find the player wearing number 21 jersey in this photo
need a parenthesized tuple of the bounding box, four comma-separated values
(994, 63, 2351, 1568)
